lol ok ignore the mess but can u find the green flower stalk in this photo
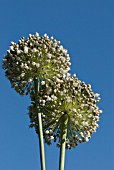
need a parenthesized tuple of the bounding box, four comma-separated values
(59, 114, 68, 170)
(2, 33, 71, 170)
(34, 77, 45, 170)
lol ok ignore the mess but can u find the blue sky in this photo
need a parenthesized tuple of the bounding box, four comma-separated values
(0, 0, 114, 170)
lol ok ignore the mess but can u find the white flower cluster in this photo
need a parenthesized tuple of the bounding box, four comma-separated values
(28, 74, 102, 149)
(2, 32, 102, 149)
(2, 33, 70, 95)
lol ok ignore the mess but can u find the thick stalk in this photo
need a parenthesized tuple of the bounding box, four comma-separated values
(59, 114, 68, 170)
(34, 77, 46, 170)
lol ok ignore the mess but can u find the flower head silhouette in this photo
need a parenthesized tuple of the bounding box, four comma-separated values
(28, 74, 102, 149)
(2, 33, 70, 95)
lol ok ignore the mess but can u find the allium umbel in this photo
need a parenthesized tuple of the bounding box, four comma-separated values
(28, 74, 102, 149)
(2, 33, 70, 95)
(2, 32, 103, 170)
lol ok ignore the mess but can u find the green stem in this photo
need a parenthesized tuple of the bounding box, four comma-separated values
(59, 114, 68, 170)
(34, 77, 46, 170)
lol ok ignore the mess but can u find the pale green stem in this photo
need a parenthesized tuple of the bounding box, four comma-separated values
(59, 114, 68, 170)
(34, 77, 46, 170)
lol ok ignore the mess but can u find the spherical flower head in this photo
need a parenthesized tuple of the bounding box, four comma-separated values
(28, 75, 102, 149)
(2, 33, 70, 95)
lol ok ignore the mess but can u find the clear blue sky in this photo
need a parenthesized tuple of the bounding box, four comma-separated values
(0, 0, 114, 170)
